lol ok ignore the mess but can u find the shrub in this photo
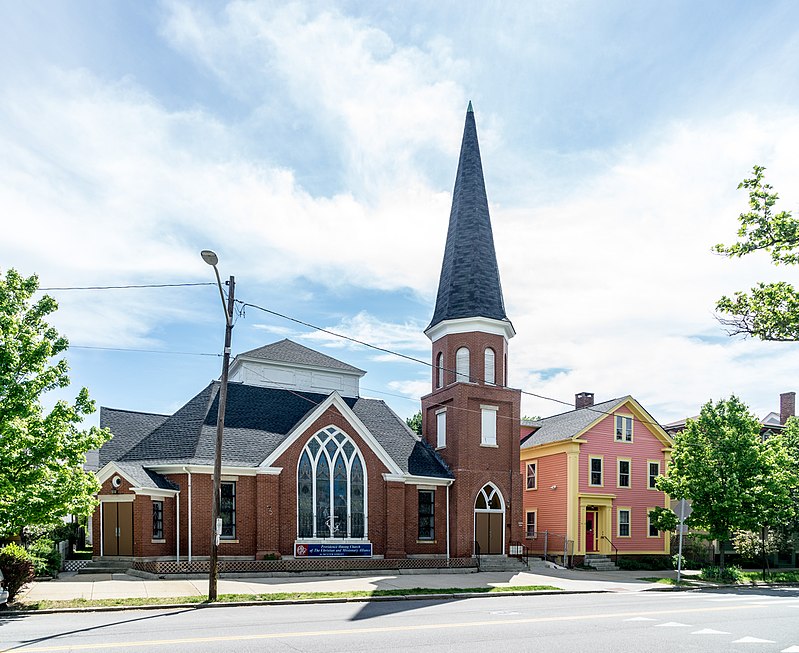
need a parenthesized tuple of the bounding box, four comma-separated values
(0, 543, 35, 602)
(700, 564, 743, 583)
(27, 538, 62, 577)
(617, 555, 673, 571)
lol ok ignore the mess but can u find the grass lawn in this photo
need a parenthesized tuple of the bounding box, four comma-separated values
(737, 570, 799, 584)
(14, 584, 561, 611)
(637, 577, 696, 587)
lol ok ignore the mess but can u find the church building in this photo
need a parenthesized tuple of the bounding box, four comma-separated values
(91, 104, 523, 571)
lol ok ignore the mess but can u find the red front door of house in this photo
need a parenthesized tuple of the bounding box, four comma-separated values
(586, 510, 597, 552)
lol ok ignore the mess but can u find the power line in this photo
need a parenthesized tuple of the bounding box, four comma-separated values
(236, 298, 670, 431)
(70, 345, 221, 357)
(39, 282, 216, 291)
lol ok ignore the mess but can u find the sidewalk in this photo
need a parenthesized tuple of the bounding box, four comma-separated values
(17, 567, 682, 604)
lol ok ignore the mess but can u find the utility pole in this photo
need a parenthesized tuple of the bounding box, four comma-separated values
(200, 250, 235, 603)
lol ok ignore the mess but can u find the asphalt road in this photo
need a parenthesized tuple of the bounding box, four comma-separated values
(2, 587, 798, 653)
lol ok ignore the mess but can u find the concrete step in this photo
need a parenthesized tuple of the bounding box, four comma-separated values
(77, 560, 131, 574)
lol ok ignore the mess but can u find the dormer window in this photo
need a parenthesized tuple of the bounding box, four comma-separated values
(484, 348, 495, 385)
(456, 347, 470, 383)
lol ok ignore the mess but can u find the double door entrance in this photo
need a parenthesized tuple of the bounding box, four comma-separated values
(474, 483, 505, 555)
(102, 502, 133, 556)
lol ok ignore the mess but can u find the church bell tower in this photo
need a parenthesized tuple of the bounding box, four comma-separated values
(421, 103, 522, 558)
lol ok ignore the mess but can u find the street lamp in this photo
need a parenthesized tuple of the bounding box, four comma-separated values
(200, 249, 235, 602)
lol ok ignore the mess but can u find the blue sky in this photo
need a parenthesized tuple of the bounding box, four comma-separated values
(2, 0, 799, 426)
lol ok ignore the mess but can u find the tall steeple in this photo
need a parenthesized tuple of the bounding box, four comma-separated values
(427, 103, 512, 337)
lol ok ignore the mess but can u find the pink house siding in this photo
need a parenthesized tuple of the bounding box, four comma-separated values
(521, 452, 568, 535)
(579, 410, 667, 552)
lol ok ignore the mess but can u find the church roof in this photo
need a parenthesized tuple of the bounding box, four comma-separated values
(428, 103, 510, 331)
(238, 339, 365, 375)
(100, 382, 451, 479)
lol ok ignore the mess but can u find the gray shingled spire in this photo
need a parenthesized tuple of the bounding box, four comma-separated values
(427, 103, 509, 331)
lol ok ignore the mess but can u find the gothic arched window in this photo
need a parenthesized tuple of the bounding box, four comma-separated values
(297, 427, 368, 539)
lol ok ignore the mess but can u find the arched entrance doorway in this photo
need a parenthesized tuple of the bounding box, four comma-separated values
(474, 483, 505, 555)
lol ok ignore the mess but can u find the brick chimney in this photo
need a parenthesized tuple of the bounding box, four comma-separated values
(575, 392, 594, 409)
(780, 391, 795, 425)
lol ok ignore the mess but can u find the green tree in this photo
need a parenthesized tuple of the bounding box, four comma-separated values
(715, 165, 799, 340)
(655, 396, 767, 570)
(0, 269, 110, 539)
(406, 410, 422, 435)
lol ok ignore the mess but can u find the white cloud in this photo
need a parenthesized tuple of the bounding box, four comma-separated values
(300, 311, 429, 357)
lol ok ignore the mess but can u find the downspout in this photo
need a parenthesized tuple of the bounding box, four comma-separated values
(182, 467, 193, 562)
(446, 483, 450, 560)
(176, 491, 180, 562)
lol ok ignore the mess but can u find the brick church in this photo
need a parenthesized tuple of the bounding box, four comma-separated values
(92, 104, 523, 568)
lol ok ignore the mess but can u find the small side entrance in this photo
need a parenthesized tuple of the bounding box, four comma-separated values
(102, 502, 133, 556)
(474, 483, 505, 555)
(585, 509, 598, 553)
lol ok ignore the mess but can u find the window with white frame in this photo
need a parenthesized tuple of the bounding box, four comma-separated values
(297, 427, 366, 540)
(618, 508, 631, 537)
(526, 511, 537, 538)
(618, 459, 631, 488)
(456, 347, 470, 382)
(648, 510, 659, 537)
(481, 406, 497, 446)
(589, 456, 603, 486)
(615, 415, 633, 442)
(436, 352, 444, 388)
(526, 462, 537, 490)
(436, 408, 447, 449)
(648, 461, 660, 489)
(484, 348, 495, 385)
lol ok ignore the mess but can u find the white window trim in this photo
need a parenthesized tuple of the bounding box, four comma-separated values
(525, 510, 537, 539)
(480, 405, 498, 446)
(484, 347, 495, 385)
(615, 414, 634, 442)
(436, 408, 447, 449)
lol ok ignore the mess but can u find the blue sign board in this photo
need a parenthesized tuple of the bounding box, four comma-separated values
(295, 542, 372, 557)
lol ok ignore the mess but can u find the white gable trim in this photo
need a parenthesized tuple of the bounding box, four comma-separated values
(260, 392, 404, 475)
(96, 462, 139, 487)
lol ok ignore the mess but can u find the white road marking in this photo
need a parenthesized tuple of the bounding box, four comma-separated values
(733, 636, 777, 643)
(655, 622, 691, 627)
(692, 628, 731, 635)
(780, 646, 799, 652)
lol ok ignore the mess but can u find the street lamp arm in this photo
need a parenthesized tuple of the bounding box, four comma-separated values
(210, 264, 233, 328)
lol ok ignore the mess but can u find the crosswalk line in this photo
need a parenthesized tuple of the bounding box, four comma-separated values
(780, 647, 799, 652)
(692, 628, 731, 635)
(733, 636, 776, 643)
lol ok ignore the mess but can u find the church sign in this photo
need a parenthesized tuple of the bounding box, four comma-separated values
(294, 542, 373, 557)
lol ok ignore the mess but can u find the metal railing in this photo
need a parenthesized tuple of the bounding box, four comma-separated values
(600, 535, 619, 566)
(473, 540, 481, 571)
(524, 530, 574, 567)
(509, 540, 529, 566)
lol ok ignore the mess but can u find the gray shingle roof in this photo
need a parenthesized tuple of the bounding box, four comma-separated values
(521, 397, 629, 448)
(428, 104, 510, 331)
(99, 407, 168, 466)
(238, 339, 365, 375)
(113, 462, 179, 491)
(104, 382, 451, 479)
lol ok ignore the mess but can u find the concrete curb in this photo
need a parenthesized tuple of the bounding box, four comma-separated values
(2, 587, 680, 616)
